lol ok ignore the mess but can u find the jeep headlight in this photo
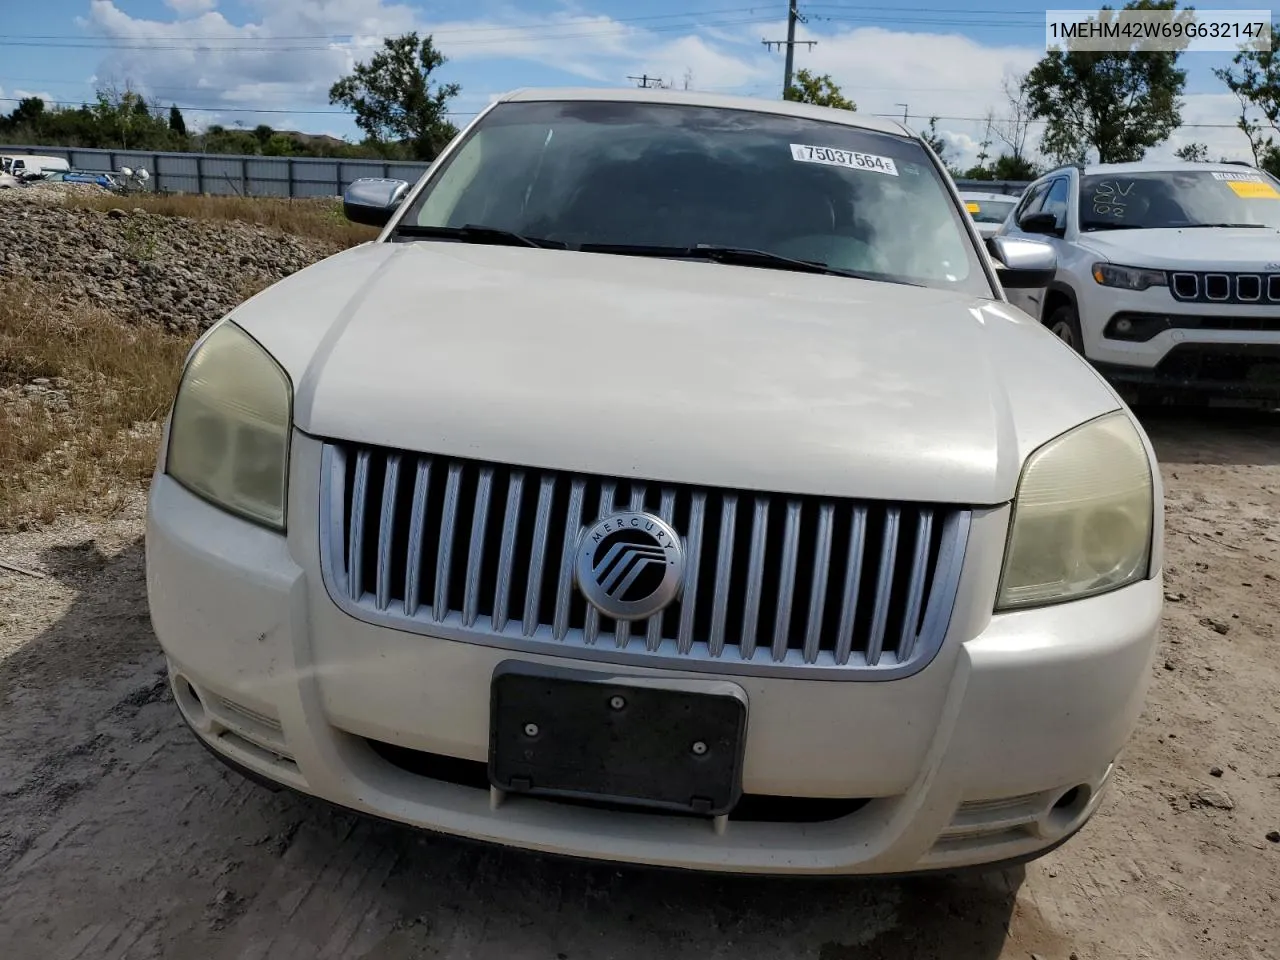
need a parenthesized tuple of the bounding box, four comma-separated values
(996, 412, 1153, 610)
(1092, 263, 1166, 291)
(166, 320, 292, 530)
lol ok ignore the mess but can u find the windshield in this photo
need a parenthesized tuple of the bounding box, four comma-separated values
(1079, 170, 1280, 231)
(395, 99, 992, 296)
(965, 197, 1016, 224)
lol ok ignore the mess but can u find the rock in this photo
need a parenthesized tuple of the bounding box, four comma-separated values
(1210, 766, 1223, 777)
(0, 188, 344, 333)
(1200, 617, 1230, 635)
(1164, 591, 1185, 602)
(1195, 788, 1234, 810)
(1267, 831, 1280, 843)
(1164, 660, 1176, 671)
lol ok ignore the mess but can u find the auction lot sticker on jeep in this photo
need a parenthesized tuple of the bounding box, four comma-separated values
(1212, 170, 1280, 198)
(790, 144, 899, 175)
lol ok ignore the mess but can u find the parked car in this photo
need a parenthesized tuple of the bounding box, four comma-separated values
(146, 87, 1164, 877)
(0, 154, 70, 177)
(958, 189, 1021, 239)
(998, 160, 1280, 405)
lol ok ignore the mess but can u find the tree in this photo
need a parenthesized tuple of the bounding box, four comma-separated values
(921, 117, 948, 160)
(1022, 0, 1189, 164)
(783, 69, 856, 110)
(1213, 23, 1280, 173)
(329, 32, 461, 161)
(168, 104, 187, 138)
(993, 73, 1035, 170)
(1174, 141, 1209, 161)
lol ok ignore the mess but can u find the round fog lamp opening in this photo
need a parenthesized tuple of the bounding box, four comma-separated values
(1115, 318, 1133, 334)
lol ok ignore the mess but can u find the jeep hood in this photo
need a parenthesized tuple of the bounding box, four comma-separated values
(1077, 226, 1280, 270)
(229, 241, 1122, 506)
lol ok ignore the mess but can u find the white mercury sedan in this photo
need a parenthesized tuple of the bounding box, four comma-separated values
(145, 87, 1164, 876)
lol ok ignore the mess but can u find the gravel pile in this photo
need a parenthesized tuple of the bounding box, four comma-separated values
(0, 186, 345, 333)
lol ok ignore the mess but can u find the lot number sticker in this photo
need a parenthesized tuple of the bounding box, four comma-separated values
(790, 144, 899, 176)
(1210, 170, 1280, 198)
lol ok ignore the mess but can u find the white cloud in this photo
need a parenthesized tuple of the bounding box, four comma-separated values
(1150, 92, 1255, 163)
(164, 0, 218, 15)
(74, 1, 1252, 174)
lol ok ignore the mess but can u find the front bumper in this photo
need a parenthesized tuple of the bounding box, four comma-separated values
(145, 435, 1162, 876)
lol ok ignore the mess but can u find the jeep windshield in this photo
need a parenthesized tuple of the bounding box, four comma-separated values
(1079, 169, 1280, 232)
(394, 99, 992, 296)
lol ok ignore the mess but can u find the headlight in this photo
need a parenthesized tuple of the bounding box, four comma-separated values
(1092, 262, 1166, 291)
(166, 320, 292, 530)
(996, 411, 1153, 611)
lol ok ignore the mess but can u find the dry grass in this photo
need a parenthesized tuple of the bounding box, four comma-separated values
(0, 280, 195, 530)
(61, 192, 380, 248)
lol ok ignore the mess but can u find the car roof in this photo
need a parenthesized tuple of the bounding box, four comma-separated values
(1045, 160, 1265, 178)
(494, 86, 914, 138)
(957, 191, 1019, 202)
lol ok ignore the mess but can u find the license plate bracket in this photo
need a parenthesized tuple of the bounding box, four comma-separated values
(488, 661, 748, 816)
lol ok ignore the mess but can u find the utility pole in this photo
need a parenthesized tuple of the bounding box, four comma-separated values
(895, 103, 909, 125)
(628, 74, 666, 88)
(762, 2, 816, 97)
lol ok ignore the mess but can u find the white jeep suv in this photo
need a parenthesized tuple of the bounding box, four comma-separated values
(999, 160, 1280, 405)
(145, 87, 1164, 876)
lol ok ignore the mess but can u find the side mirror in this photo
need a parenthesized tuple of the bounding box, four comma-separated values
(987, 235, 1057, 288)
(343, 178, 410, 227)
(1018, 211, 1061, 236)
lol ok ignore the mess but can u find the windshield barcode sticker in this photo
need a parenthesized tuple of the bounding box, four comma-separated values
(790, 144, 898, 176)
(1211, 171, 1264, 182)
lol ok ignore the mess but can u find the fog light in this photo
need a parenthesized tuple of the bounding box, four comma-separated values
(1115, 318, 1133, 334)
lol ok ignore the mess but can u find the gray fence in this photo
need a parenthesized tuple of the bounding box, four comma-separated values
(1, 144, 433, 198)
(2, 144, 1029, 199)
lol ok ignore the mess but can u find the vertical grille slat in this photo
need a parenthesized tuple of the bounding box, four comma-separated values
(346, 450, 371, 601)
(521, 476, 555, 637)
(462, 467, 494, 628)
(583, 482, 616, 646)
(492, 471, 524, 633)
(613, 484, 649, 649)
(738, 498, 770, 661)
(645, 488, 677, 651)
(432, 464, 463, 622)
(803, 503, 835, 663)
(707, 494, 737, 658)
(865, 508, 901, 666)
(374, 454, 401, 611)
(676, 492, 707, 655)
(896, 510, 934, 661)
(403, 459, 430, 617)
(834, 507, 868, 666)
(323, 442, 970, 678)
(771, 501, 803, 662)
(553, 479, 586, 641)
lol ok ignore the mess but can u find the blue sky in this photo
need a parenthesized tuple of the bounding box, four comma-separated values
(0, 1, 1265, 167)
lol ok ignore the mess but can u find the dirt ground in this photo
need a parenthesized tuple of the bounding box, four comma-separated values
(1, 407, 1277, 960)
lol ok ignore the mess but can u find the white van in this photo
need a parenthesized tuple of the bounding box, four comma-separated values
(0, 154, 71, 177)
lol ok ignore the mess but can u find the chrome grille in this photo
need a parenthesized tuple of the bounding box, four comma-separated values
(1170, 271, 1280, 305)
(318, 442, 971, 680)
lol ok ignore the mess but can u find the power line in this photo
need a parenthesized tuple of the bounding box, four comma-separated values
(0, 8, 774, 43)
(0, 15, 783, 51)
(628, 74, 668, 88)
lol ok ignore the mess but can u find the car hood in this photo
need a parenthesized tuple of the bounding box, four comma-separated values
(1077, 227, 1280, 270)
(228, 240, 1122, 506)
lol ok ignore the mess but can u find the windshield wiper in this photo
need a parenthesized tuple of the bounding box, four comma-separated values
(578, 242, 905, 283)
(392, 223, 566, 248)
(1175, 222, 1270, 229)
